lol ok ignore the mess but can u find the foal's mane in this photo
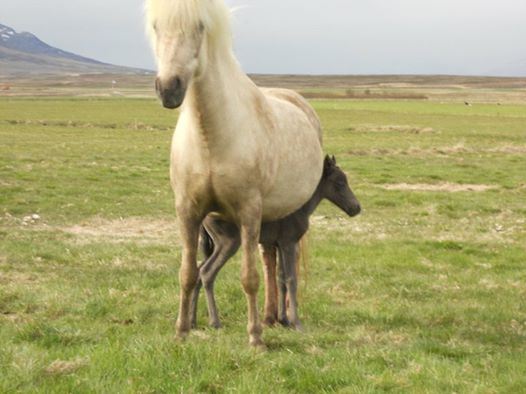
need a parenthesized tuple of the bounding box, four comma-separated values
(145, 0, 232, 49)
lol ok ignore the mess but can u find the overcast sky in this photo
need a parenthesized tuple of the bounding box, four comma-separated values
(1, 0, 525, 76)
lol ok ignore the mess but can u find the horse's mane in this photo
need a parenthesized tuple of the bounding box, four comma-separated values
(145, 0, 232, 50)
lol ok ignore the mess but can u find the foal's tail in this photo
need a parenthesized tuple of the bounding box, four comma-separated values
(296, 233, 310, 301)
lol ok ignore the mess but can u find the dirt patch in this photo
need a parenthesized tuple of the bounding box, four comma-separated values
(380, 183, 497, 192)
(60, 217, 179, 245)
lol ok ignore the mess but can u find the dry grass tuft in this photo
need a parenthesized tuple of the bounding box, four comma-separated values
(348, 124, 435, 134)
(380, 183, 497, 192)
(45, 357, 89, 375)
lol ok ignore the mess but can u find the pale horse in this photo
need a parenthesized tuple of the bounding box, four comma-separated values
(145, 0, 324, 347)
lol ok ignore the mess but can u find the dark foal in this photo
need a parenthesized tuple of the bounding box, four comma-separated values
(190, 156, 361, 330)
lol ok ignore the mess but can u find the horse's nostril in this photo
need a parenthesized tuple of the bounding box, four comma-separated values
(154, 76, 186, 109)
(173, 76, 182, 91)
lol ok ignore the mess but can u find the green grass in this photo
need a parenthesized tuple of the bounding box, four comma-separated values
(1, 95, 525, 393)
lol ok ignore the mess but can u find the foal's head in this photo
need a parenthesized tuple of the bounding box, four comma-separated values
(321, 156, 361, 217)
(145, 0, 231, 109)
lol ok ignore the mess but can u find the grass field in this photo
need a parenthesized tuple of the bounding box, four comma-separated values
(1, 81, 526, 392)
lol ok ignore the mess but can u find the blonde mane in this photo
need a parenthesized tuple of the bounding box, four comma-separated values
(145, 0, 232, 50)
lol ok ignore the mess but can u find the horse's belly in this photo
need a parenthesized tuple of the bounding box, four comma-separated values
(207, 151, 321, 222)
(260, 161, 322, 221)
(207, 126, 322, 221)
(260, 127, 323, 220)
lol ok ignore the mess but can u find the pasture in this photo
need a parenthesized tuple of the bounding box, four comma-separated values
(1, 82, 526, 392)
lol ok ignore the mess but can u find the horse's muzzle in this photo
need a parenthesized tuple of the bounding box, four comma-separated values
(155, 76, 186, 109)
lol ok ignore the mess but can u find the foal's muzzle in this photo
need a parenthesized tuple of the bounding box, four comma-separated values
(155, 76, 186, 109)
(347, 202, 361, 217)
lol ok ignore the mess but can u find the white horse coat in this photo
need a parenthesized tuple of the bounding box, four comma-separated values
(146, 0, 323, 347)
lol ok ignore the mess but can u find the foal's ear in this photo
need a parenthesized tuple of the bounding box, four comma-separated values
(323, 154, 336, 175)
(326, 155, 336, 166)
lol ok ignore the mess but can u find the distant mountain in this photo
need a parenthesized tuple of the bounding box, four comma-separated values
(0, 23, 151, 76)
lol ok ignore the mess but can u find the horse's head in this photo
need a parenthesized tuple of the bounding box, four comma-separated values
(146, 0, 210, 109)
(321, 155, 361, 217)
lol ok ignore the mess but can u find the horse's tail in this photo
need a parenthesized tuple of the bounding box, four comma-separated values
(199, 225, 214, 259)
(296, 233, 310, 302)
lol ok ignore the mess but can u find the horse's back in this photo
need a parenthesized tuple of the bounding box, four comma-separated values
(261, 88, 323, 144)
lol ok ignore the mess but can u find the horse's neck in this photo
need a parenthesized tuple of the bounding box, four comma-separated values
(184, 41, 258, 135)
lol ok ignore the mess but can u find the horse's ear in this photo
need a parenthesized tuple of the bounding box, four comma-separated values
(331, 155, 337, 165)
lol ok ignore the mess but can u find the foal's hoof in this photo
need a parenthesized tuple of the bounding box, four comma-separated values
(209, 320, 222, 330)
(278, 317, 292, 328)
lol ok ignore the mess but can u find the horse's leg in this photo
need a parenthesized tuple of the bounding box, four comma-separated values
(201, 225, 240, 329)
(261, 244, 278, 326)
(239, 207, 264, 348)
(280, 243, 302, 331)
(175, 213, 202, 340)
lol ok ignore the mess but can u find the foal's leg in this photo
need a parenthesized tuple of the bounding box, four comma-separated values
(277, 246, 290, 327)
(260, 244, 278, 326)
(190, 227, 212, 329)
(278, 243, 302, 330)
(201, 228, 240, 328)
(175, 213, 202, 340)
(239, 208, 264, 348)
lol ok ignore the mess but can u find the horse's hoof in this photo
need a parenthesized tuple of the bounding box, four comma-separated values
(263, 316, 277, 327)
(249, 337, 266, 351)
(175, 322, 190, 341)
(174, 333, 188, 343)
(292, 322, 304, 332)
